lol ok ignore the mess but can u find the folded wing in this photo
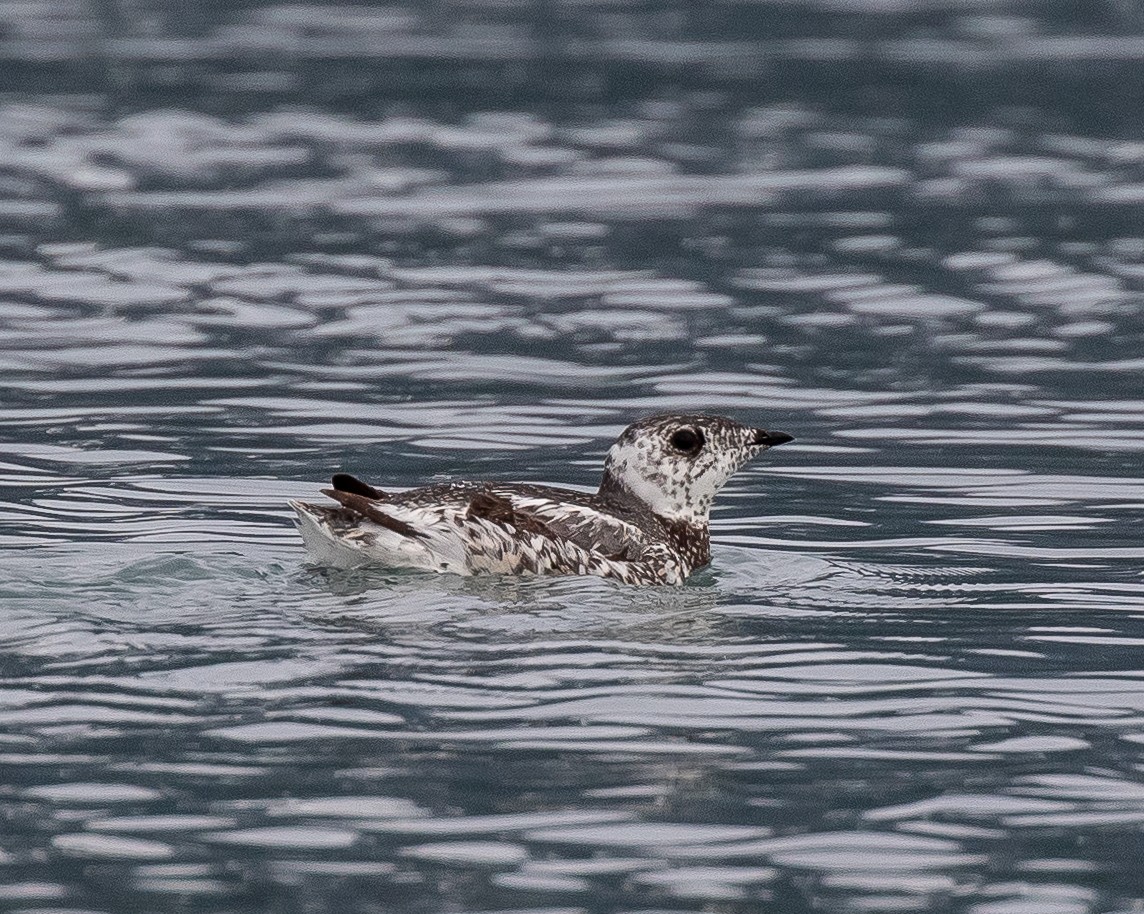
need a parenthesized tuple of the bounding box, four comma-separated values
(294, 484, 684, 583)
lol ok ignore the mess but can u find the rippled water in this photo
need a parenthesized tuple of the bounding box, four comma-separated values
(2, 1, 1144, 912)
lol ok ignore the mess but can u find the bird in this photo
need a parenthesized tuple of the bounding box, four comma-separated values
(290, 413, 793, 585)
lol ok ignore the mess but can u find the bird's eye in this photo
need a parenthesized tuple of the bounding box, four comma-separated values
(670, 428, 704, 454)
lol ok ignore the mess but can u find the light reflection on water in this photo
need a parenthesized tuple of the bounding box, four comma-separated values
(1, 1, 1144, 912)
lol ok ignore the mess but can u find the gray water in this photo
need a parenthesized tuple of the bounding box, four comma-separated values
(2, 1, 1144, 912)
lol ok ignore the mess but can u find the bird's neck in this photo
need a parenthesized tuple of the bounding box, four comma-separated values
(658, 514, 711, 570)
(597, 467, 638, 508)
(597, 470, 711, 568)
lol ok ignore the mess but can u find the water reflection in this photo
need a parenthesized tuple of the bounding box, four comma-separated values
(2, 0, 1144, 912)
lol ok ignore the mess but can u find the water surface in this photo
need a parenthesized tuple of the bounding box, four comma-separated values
(1, 1, 1144, 912)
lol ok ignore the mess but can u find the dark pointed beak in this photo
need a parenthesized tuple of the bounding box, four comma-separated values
(754, 429, 794, 448)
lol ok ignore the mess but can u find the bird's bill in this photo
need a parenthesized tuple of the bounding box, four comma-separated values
(753, 429, 794, 447)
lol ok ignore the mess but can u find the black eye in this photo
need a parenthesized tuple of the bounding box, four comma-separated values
(670, 428, 704, 454)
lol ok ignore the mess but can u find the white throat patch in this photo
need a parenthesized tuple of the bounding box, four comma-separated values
(608, 439, 682, 517)
(605, 436, 756, 523)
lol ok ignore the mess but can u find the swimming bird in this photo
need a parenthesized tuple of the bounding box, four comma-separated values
(290, 414, 793, 585)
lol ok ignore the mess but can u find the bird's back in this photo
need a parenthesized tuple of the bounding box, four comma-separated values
(291, 479, 687, 583)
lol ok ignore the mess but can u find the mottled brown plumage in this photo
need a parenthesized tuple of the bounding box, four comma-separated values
(291, 414, 792, 585)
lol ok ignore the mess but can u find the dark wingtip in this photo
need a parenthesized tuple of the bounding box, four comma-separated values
(331, 473, 386, 500)
(321, 487, 424, 539)
(754, 430, 794, 447)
